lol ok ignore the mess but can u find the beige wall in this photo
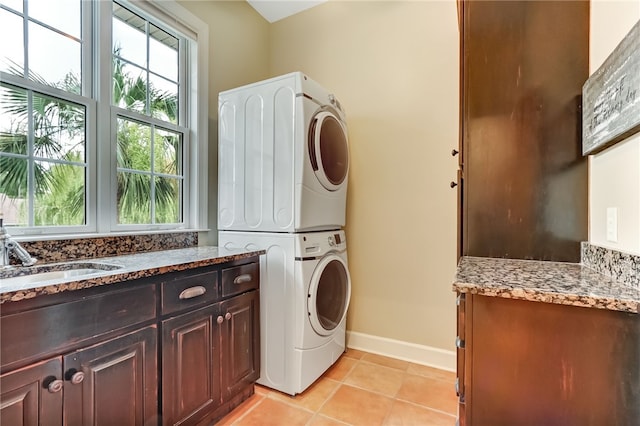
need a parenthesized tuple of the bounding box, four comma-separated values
(270, 1, 460, 351)
(178, 0, 271, 245)
(589, 0, 640, 255)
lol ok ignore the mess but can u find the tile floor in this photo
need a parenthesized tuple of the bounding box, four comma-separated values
(217, 349, 458, 425)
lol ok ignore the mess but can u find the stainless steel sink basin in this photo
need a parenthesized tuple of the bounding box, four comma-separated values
(0, 262, 122, 287)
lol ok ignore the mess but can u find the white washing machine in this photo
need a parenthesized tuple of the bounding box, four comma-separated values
(218, 72, 349, 233)
(218, 229, 351, 395)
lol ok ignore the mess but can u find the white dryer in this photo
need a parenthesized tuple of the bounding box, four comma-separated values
(218, 230, 351, 395)
(218, 72, 349, 233)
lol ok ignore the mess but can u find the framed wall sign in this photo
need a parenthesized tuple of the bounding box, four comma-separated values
(583, 19, 640, 155)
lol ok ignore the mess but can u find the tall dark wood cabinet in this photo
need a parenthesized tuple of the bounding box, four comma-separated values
(457, 0, 590, 262)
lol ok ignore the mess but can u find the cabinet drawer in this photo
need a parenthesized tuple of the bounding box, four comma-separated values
(221, 263, 259, 298)
(161, 270, 219, 315)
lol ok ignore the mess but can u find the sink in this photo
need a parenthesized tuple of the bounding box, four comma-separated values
(0, 262, 122, 287)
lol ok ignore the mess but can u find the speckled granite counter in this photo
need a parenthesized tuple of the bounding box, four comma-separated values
(0, 246, 264, 304)
(453, 256, 640, 313)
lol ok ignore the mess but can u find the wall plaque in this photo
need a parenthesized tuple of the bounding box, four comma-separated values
(583, 19, 640, 155)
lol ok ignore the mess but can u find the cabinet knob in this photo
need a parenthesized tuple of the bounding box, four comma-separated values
(70, 371, 85, 385)
(216, 315, 224, 324)
(452, 149, 459, 156)
(450, 181, 458, 188)
(47, 379, 63, 393)
(456, 336, 466, 349)
(225, 312, 232, 321)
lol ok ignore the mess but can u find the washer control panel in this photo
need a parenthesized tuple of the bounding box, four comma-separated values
(300, 230, 346, 256)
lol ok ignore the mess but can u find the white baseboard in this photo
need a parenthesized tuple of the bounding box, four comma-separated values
(346, 331, 456, 372)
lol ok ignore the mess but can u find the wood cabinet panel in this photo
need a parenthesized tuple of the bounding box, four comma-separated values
(459, 0, 589, 262)
(220, 290, 260, 399)
(1, 284, 156, 372)
(63, 326, 157, 426)
(459, 294, 640, 424)
(161, 268, 219, 315)
(162, 306, 221, 426)
(0, 358, 62, 426)
(221, 262, 259, 299)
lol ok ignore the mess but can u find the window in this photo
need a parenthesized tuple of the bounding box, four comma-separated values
(0, 0, 208, 236)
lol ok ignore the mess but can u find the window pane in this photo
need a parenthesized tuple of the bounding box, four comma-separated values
(154, 176, 180, 223)
(149, 24, 177, 81)
(0, 84, 28, 153)
(117, 117, 151, 172)
(28, 0, 81, 39)
(29, 22, 81, 92)
(34, 160, 85, 226)
(112, 5, 147, 69)
(1, 0, 23, 12)
(0, 9, 24, 75)
(113, 62, 147, 114)
(117, 171, 150, 224)
(1, 84, 29, 215)
(0, 155, 28, 226)
(149, 74, 177, 123)
(32, 93, 85, 162)
(154, 128, 180, 175)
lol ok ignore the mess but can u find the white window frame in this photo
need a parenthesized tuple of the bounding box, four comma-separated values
(3, 0, 208, 238)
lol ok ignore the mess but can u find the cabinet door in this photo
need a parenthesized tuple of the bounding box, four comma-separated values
(62, 326, 158, 426)
(0, 357, 63, 426)
(220, 290, 260, 400)
(162, 305, 221, 426)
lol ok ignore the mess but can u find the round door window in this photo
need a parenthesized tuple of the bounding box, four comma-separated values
(308, 255, 351, 335)
(308, 111, 349, 191)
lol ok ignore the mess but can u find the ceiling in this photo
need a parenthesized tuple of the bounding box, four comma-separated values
(246, 0, 328, 23)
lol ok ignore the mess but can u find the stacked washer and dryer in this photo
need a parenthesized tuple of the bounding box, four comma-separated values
(217, 72, 351, 395)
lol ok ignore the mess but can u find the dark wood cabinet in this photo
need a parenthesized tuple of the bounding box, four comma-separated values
(456, 293, 640, 425)
(162, 305, 221, 425)
(0, 255, 261, 426)
(220, 290, 260, 400)
(63, 326, 157, 426)
(0, 358, 62, 426)
(158, 260, 260, 425)
(458, 0, 589, 262)
(0, 324, 157, 426)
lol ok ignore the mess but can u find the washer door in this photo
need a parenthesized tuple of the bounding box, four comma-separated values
(308, 254, 351, 336)
(308, 110, 349, 191)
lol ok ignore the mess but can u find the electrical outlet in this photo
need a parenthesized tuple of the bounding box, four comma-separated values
(606, 207, 618, 243)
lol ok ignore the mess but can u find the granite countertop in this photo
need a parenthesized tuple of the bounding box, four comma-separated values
(453, 256, 640, 313)
(0, 246, 265, 304)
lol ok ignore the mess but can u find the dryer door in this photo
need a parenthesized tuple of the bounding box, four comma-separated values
(308, 110, 349, 191)
(307, 254, 351, 336)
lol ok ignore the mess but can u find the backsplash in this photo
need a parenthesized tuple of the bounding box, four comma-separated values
(17, 232, 198, 265)
(581, 242, 640, 288)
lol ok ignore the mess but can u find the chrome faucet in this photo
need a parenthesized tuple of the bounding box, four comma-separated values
(0, 217, 37, 269)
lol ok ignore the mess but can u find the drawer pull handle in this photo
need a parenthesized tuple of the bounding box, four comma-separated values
(456, 337, 465, 349)
(233, 274, 252, 285)
(179, 286, 206, 300)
